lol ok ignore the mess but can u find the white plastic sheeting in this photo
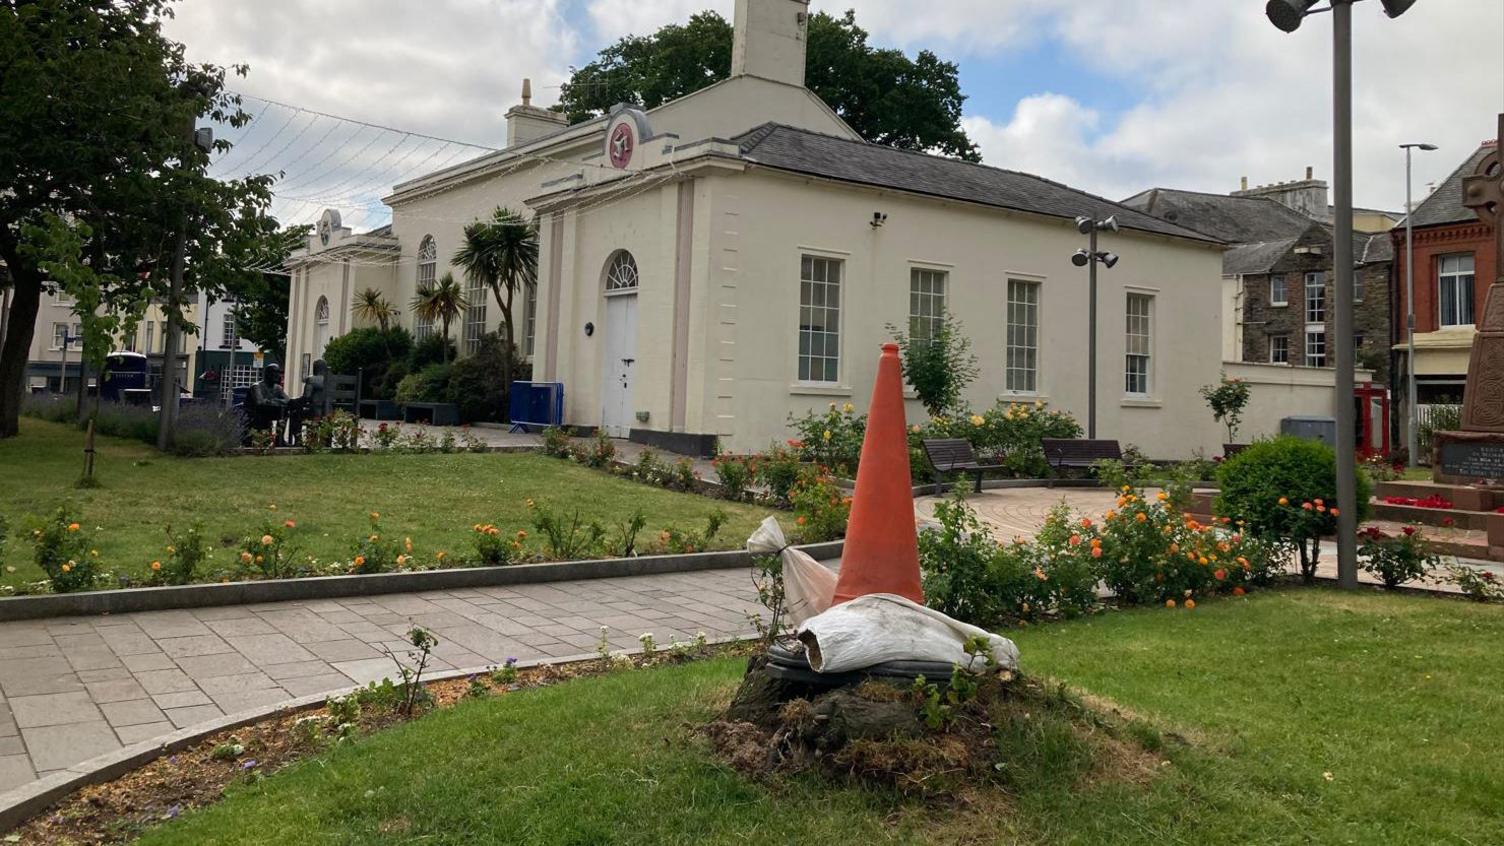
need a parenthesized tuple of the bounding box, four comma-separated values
(746, 516, 838, 627)
(797, 593, 1020, 674)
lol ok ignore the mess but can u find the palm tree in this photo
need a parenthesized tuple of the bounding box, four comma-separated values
(452, 207, 537, 391)
(411, 273, 468, 362)
(351, 288, 399, 332)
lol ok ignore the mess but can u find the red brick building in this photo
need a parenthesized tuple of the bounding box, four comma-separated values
(1391, 141, 1498, 406)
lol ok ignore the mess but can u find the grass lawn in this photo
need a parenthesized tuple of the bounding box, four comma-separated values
(0, 419, 774, 590)
(131, 589, 1504, 845)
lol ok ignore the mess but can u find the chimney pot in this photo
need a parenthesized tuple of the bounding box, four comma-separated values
(1240, 176, 1248, 190)
(522, 78, 532, 107)
(1305, 166, 1313, 180)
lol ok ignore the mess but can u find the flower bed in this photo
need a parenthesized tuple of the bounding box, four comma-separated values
(1382, 495, 1455, 510)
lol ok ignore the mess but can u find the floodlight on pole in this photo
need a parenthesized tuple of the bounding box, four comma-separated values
(1267, 0, 1423, 590)
(1071, 216, 1121, 440)
(1401, 141, 1438, 468)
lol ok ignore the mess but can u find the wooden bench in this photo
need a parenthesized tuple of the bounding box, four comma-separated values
(329, 374, 360, 415)
(922, 439, 1004, 495)
(402, 401, 460, 426)
(1222, 443, 1250, 459)
(1041, 438, 1122, 485)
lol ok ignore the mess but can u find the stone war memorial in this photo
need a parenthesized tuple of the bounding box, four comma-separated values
(1435, 113, 1504, 489)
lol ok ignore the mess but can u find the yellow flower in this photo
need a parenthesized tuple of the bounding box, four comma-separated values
(1156, 492, 1169, 502)
(240, 551, 253, 564)
(822, 429, 832, 441)
(66, 523, 80, 532)
(369, 511, 380, 521)
(368, 534, 379, 542)
(436, 551, 448, 561)
(525, 498, 536, 509)
(165, 545, 176, 554)
(62, 562, 73, 573)
(970, 414, 985, 427)
(261, 534, 275, 547)
(150, 561, 162, 571)
(89, 549, 99, 557)
(842, 403, 855, 414)
(354, 555, 366, 567)
(404, 537, 413, 553)
(254, 554, 264, 564)
(1278, 496, 1289, 506)
(1034, 567, 1048, 581)
(1136, 512, 1148, 523)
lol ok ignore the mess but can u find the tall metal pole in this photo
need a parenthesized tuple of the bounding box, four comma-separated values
(1332, 0, 1358, 589)
(1404, 147, 1418, 467)
(1088, 226, 1098, 440)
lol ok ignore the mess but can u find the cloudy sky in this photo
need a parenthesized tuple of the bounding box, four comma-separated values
(168, 0, 1503, 229)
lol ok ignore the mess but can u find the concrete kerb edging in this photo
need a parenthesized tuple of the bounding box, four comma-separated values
(0, 542, 844, 622)
(0, 635, 755, 833)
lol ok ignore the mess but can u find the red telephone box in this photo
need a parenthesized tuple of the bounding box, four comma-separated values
(1354, 383, 1390, 457)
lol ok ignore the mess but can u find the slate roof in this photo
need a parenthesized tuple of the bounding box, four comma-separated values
(1223, 238, 1299, 275)
(1358, 231, 1393, 264)
(1404, 142, 1496, 229)
(1119, 187, 1315, 244)
(732, 124, 1219, 244)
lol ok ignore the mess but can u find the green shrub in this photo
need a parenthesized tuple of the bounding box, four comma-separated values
(351, 512, 405, 574)
(238, 520, 299, 579)
(540, 425, 572, 457)
(753, 442, 804, 506)
(395, 363, 454, 404)
(1359, 526, 1439, 589)
(711, 456, 753, 501)
(787, 403, 865, 477)
(154, 523, 208, 586)
(30, 508, 99, 593)
(788, 470, 850, 543)
(409, 333, 457, 369)
(445, 333, 512, 423)
(322, 327, 413, 400)
(1215, 437, 1372, 582)
(911, 399, 1082, 479)
(890, 313, 980, 416)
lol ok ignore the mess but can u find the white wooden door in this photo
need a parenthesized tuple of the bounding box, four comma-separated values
(602, 292, 638, 437)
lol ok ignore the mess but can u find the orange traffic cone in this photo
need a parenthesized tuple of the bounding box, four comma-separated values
(832, 343, 924, 605)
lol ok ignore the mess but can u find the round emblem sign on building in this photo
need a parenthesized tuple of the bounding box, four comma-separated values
(608, 122, 635, 169)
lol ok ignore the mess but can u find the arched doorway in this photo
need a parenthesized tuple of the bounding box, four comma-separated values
(601, 250, 639, 437)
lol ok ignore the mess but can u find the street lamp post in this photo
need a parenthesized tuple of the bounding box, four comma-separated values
(1072, 216, 1121, 439)
(1266, 0, 1421, 590)
(1401, 142, 1438, 468)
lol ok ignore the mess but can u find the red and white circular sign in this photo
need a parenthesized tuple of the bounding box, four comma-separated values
(608, 123, 635, 169)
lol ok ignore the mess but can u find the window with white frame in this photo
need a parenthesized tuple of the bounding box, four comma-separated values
(220, 308, 237, 350)
(464, 275, 487, 355)
(523, 283, 538, 358)
(51, 322, 69, 350)
(415, 235, 437, 340)
(1124, 293, 1153, 396)
(123, 328, 137, 352)
(1005, 279, 1040, 393)
(1438, 253, 1475, 327)
(1269, 335, 1290, 365)
(315, 298, 329, 326)
(1305, 328, 1327, 367)
(798, 255, 842, 383)
(1353, 271, 1365, 303)
(1270, 274, 1288, 306)
(908, 268, 947, 341)
(1304, 271, 1326, 323)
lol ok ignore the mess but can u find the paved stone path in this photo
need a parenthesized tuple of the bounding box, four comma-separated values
(0, 568, 763, 793)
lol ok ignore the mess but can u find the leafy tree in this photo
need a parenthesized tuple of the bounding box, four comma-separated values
(1200, 374, 1252, 444)
(222, 224, 311, 366)
(452, 207, 537, 402)
(556, 10, 978, 161)
(0, 0, 274, 441)
(889, 313, 979, 416)
(410, 273, 468, 363)
(321, 326, 413, 400)
(352, 288, 399, 333)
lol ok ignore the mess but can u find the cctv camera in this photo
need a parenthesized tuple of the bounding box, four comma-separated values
(1071, 250, 1091, 267)
(1075, 216, 1094, 235)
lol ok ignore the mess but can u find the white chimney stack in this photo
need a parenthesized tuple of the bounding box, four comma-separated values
(732, 0, 811, 88)
(504, 77, 568, 148)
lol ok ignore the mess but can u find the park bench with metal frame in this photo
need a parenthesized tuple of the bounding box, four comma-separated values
(922, 438, 1004, 495)
(1041, 438, 1123, 485)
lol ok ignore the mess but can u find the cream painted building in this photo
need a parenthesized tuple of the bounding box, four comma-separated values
(284, 0, 1231, 458)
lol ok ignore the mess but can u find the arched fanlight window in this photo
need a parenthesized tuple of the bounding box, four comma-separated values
(315, 296, 330, 325)
(415, 235, 437, 339)
(604, 250, 639, 294)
